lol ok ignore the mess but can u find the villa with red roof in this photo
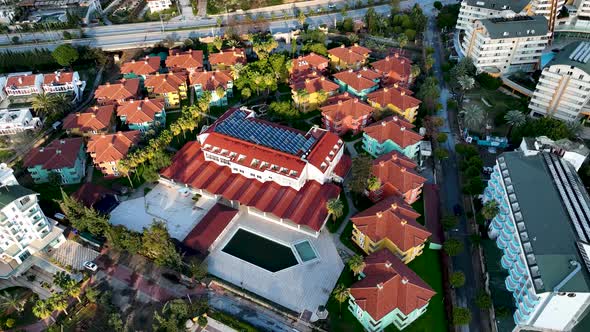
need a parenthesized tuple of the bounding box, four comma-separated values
(289, 53, 329, 82)
(87, 131, 141, 177)
(144, 72, 188, 109)
(189, 70, 233, 106)
(120, 56, 161, 78)
(367, 85, 421, 123)
(370, 151, 427, 204)
(116, 98, 166, 131)
(63, 104, 115, 137)
(351, 195, 431, 262)
(42, 71, 85, 101)
(165, 49, 204, 73)
(372, 53, 414, 86)
(94, 79, 141, 105)
(363, 115, 423, 159)
(328, 44, 371, 70)
(208, 48, 246, 71)
(290, 75, 339, 111)
(321, 93, 374, 135)
(5, 74, 43, 97)
(348, 249, 435, 331)
(23, 137, 86, 184)
(333, 68, 380, 99)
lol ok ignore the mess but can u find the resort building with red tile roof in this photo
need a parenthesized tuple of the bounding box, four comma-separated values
(333, 68, 380, 99)
(328, 44, 371, 70)
(189, 70, 233, 106)
(165, 49, 204, 73)
(290, 75, 339, 111)
(289, 53, 330, 82)
(144, 72, 188, 109)
(370, 151, 427, 204)
(87, 131, 141, 177)
(208, 48, 246, 71)
(367, 85, 422, 123)
(120, 56, 161, 78)
(116, 98, 166, 131)
(321, 93, 374, 135)
(23, 137, 87, 184)
(94, 79, 141, 105)
(351, 195, 431, 262)
(362, 115, 423, 159)
(5, 74, 43, 97)
(371, 53, 414, 86)
(348, 249, 435, 331)
(42, 71, 86, 100)
(63, 105, 115, 137)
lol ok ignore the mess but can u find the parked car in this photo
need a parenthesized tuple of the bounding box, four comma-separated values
(83, 261, 98, 272)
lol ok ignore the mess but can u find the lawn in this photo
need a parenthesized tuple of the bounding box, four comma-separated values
(326, 248, 447, 332)
(338, 220, 366, 256)
(91, 167, 145, 190)
(0, 149, 15, 162)
(464, 88, 528, 137)
(29, 182, 82, 218)
(326, 193, 349, 233)
(412, 198, 425, 225)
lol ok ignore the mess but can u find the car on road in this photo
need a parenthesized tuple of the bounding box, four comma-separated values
(453, 204, 463, 216)
(328, 3, 336, 9)
(83, 261, 98, 272)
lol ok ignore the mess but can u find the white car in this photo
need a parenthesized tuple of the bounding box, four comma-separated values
(83, 261, 98, 272)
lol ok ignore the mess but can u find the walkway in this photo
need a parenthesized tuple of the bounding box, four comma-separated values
(344, 138, 361, 157)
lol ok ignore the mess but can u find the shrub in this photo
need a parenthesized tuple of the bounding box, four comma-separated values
(453, 307, 472, 326)
(450, 271, 466, 288)
(443, 239, 464, 256)
(476, 73, 502, 90)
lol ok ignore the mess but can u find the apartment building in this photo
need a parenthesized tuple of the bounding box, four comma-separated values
(23, 137, 87, 184)
(554, 0, 590, 37)
(146, 0, 172, 12)
(120, 56, 161, 79)
(529, 41, 590, 121)
(42, 71, 85, 101)
(367, 85, 421, 123)
(320, 93, 374, 135)
(362, 115, 423, 159)
(87, 131, 141, 177)
(94, 79, 141, 105)
(165, 49, 204, 73)
(62, 105, 115, 136)
(462, 16, 549, 75)
(327, 44, 372, 70)
(144, 72, 188, 109)
(0, 108, 41, 136)
(520, 136, 590, 171)
(4, 74, 43, 96)
(369, 151, 426, 204)
(116, 98, 166, 131)
(189, 70, 233, 106)
(484, 151, 590, 331)
(333, 68, 380, 99)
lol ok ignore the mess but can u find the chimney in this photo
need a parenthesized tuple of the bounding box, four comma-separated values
(385, 261, 392, 268)
(401, 277, 409, 285)
(338, 100, 343, 105)
(377, 283, 384, 290)
(379, 161, 385, 167)
(76, 113, 81, 117)
(357, 73, 362, 79)
(305, 78, 310, 83)
(401, 91, 406, 96)
(376, 212, 383, 218)
(106, 82, 110, 86)
(394, 53, 399, 58)
(401, 126, 406, 131)
(320, 77, 325, 81)
(401, 60, 405, 64)
(394, 83, 399, 89)
(385, 56, 390, 61)
(393, 116, 398, 122)
(91, 114, 96, 118)
(348, 68, 353, 73)
(18, 77, 22, 84)
(55, 149, 61, 154)
(401, 167, 406, 172)
(384, 87, 389, 92)
(400, 219, 407, 225)
(392, 153, 398, 160)
(340, 44, 345, 48)
(391, 203, 398, 210)
(132, 59, 136, 63)
(381, 121, 386, 126)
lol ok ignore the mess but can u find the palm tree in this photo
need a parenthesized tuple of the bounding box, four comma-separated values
(226, 39, 240, 48)
(481, 200, 499, 221)
(0, 290, 26, 313)
(33, 299, 55, 322)
(295, 89, 309, 112)
(231, 62, 244, 79)
(215, 86, 226, 105)
(504, 110, 526, 137)
(458, 75, 475, 92)
(213, 36, 223, 52)
(31, 93, 59, 117)
(241, 87, 251, 102)
(316, 90, 329, 108)
(348, 33, 360, 44)
(326, 198, 344, 221)
(397, 34, 409, 51)
(53, 271, 71, 289)
(348, 255, 366, 277)
(49, 294, 68, 315)
(424, 54, 434, 72)
(410, 64, 421, 81)
(332, 283, 350, 317)
(460, 105, 486, 132)
(297, 11, 306, 26)
(64, 279, 82, 303)
(367, 176, 381, 191)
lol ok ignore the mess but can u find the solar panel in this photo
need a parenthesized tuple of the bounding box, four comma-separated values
(214, 110, 316, 155)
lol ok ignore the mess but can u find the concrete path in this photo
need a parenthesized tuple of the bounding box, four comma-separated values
(345, 138, 361, 157)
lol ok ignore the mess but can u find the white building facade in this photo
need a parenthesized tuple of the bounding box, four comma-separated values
(0, 108, 42, 136)
(456, 0, 531, 31)
(42, 71, 86, 101)
(147, 0, 172, 12)
(462, 16, 550, 75)
(520, 136, 589, 171)
(483, 151, 590, 331)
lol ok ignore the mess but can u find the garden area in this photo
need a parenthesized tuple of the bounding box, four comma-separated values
(0, 287, 38, 330)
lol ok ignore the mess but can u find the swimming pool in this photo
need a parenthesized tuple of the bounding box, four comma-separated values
(294, 241, 318, 262)
(541, 52, 556, 68)
(222, 229, 298, 272)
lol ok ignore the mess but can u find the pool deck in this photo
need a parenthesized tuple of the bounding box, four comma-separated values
(207, 210, 345, 319)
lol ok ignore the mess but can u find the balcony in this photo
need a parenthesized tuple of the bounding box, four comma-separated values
(497, 236, 508, 250)
(506, 275, 519, 292)
(501, 255, 514, 269)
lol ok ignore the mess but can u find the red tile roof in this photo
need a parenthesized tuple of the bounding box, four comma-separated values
(290, 75, 339, 94)
(372, 151, 426, 195)
(209, 48, 246, 66)
(367, 87, 421, 110)
(43, 71, 75, 85)
(23, 137, 84, 170)
(189, 70, 233, 90)
(94, 79, 140, 102)
(351, 195, 430, 251)
(363, 115, 423, 148)
(120, 56, 161, 76)
(72, 183, 115, 208)
(165, 49, 204, 71)
(62, 105, 115, 133)
(334, 69, 378, 92)
(333, 154, 352, 178)
(116, 98, 165, 124)
(328, 44, 371, 65)
(182, 203, 238, 253)
(161, 141, 341, 231)
(291, 53, 329, 78)
(321, 94, 374, 121)
(306, 127, 344, 172)
(87, 131, 141, 164)
(350, 249, 435, 320)
(144, 72, 187, 94)
(371, 54, 412, 83)
(7, 74, 38, 88)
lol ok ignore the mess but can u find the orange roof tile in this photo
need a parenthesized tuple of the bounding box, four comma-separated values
(24, 137, 84, 170)
(144, 72, 187, 94)
(209, 48, 246, 66)
(367, 87, 421, 110)
(290, 76, 339, 94)
(43, 71, 75, 85)
(372, 151, 426, 194)
(165, 49, 204, 70)
(183, 203, 238, 253)
(371, 54, 412, 83)
(363, 114, 423, 148)
(328, 44, 371, 65)
(6, 74, 38, 88)
(94, 79, 140, 102)
(291, 53, 329, 75)
(62, 104, 115, 132)
(334, 69, 379, 92)
(350, 249, 435, 320)
(116, 99, 165, 124)
(87, 131, 141, 163)
(321, 94, 374, 121)
(189, 70, 233, 91)
(120, 56, 161, 76)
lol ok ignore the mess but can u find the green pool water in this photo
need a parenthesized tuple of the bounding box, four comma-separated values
(222, 229, 298, 272)
(294, 241, 317, 262)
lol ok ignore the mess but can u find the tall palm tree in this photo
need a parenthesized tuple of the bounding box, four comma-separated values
(241, 87, 251, 102)
(230, 62, 244, 80)
(53, 271, 71, 289)
(397, 34, 409, 51)
(458, 75, 475, 92)
(31, 93, 59, 117)
(504, 110, 526, 137)
(460, 105, 486, 132)
(213, 36, 223, 52)
(348, 255, 366, 277)
(49, 294, 68, 315)
(411, 65, 421, 81)
(424, 54, 434, 73)
(326, 198, 344, 221)
(367, 176, 381, 191)
(64, 279, 82, 303)
(481, 200, 499, 221)
(33, 299, 55, 322)
(332, 283, 350, 317)
(348, 33, 360, 45)
(226, 38, 240, 48)
(215, 86, 226, 105)
(0, 290, 26, 313)
(296, 89, 309, 112)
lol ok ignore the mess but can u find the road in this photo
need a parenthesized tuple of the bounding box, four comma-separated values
(425, 15, 490, 332)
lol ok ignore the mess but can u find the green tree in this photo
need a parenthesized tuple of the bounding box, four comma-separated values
(332, 283, 350, 317)
(481, 200, 499, 220)
(504, 110, 526, 137)
(153, 299, 194, 331)
(52, 44, 79, 67)
(437, 132, 448, 143)
(326, 198, 344, 221)
(350, 155, 373, 194)
(188, 260, 208, 281)
(0, 290, 26, 313)
(441, 215, 459, 231)
(453, 307, 472, 326)
(298, 11, 306, 25)
(348, 33, 360, 45)
(49, 294, 69, 315)
(33, 299, 55, 322)
(53, 271, 72, 289)
(434, 1, 443, 10)
(63, 279, 82, 302)
(443, 239, 464, 256)
(450, 271, 466, 288)
(85, 286, 99, 303)
(141, 220, 182, 268)
(213, 37, 223, 52)
(397, 34, 408, 50)
(475, 291, 492, 309)
(464, 176, 485, 195)
(461, 105, 486, 132)
(434, 148, 449, 160)
(197, 315, 208, 327)
(367, 176, 381, 191)
(348, 255, 366, 276)
(268, 101, 299, 119)
(424, 54, 434, 72)
(108, 312, 124, 331)
(31, 93, 60, 117)
(417, 76, 440, 111)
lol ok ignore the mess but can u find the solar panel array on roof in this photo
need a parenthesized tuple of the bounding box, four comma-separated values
(214, 110, 316, 155)
(569, 42, 590, 64)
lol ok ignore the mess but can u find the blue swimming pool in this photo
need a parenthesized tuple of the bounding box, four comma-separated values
(541, 52, 556, 68)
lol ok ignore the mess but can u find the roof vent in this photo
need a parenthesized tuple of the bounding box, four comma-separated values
(401, 126, 406, 131)
(401, 167, 406, 172)
(379, 161, 385, 167)
(401, 277, 408, 284)
(400, 219, 407, 225)
(393, 116, 398, 122)
(392, 153, 398, 160)
(376, 212, 383, 218)
(391, 203, 398, 210)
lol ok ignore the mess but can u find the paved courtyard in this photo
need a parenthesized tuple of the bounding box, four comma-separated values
(49, 240, 100, 271)
(206, 211, 344, 320)
(109, 183, 216, 240)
